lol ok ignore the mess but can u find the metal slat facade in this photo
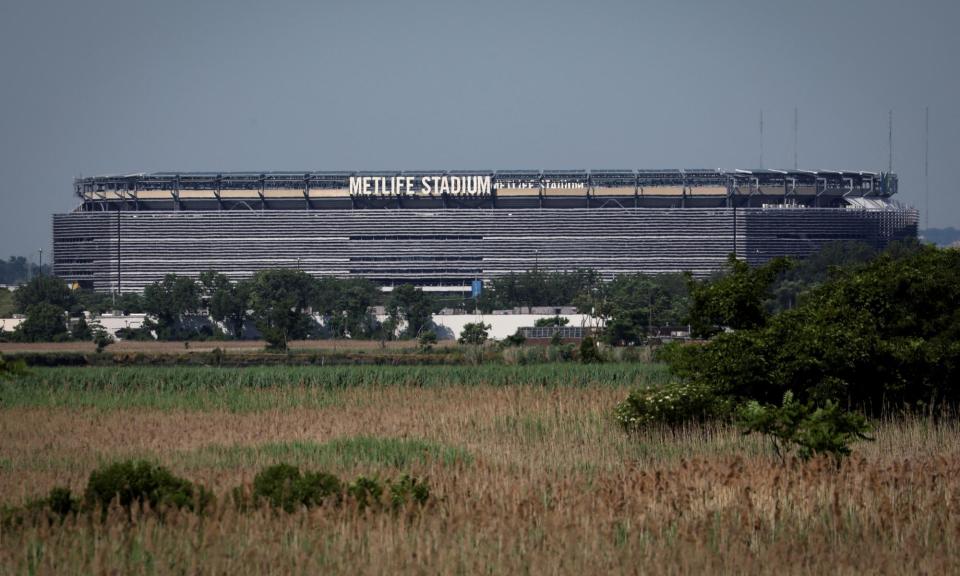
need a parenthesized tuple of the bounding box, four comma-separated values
(53, 206, 918, 293)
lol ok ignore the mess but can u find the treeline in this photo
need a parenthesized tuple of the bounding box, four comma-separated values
(3, 270, 439, 350)
(3, 240, 897, 349)
(0, 257, 51, 285)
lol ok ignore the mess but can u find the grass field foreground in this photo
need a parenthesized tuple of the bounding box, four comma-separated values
(1, 365, 958, 573)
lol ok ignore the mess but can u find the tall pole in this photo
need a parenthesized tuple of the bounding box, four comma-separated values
(117, 208, 121, 296)
(888, 109, 893, 174)
(38, 249, 42, 275)
(793, 107, 798, 170)
(925, 106, 930, 230)
(759, 109, 764, 169)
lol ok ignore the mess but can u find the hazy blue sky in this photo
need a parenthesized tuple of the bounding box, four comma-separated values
(1, 0, 957, 259)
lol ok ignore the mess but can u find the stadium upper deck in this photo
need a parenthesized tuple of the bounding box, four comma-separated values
(73, 169, 897, 211)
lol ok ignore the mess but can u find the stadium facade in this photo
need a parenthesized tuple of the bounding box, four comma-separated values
(53, 169, 918, 293)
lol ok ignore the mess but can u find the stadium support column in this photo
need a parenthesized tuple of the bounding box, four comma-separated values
(732, 187, 737, 259)
(116, 207, 122, 295)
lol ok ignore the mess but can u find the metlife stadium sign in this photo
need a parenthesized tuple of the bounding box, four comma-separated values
(349, 175, 491, 196)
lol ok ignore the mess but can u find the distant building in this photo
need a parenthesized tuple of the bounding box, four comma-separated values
(54, 169, 917, 293)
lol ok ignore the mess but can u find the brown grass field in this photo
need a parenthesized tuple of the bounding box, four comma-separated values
(1, 379, 959, 574)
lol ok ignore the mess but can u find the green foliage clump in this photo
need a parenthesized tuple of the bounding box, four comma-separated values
(13, 275, 75, 313)
(458, 322, 490, 345)
(502, 329, 526, 347)
(579, 335, 604, 364)
(200, 271, 251, 339)
(84, 460, 211, 515)
(578, 273, 689, 345)
(670, 244, 960, 412)
(142, 274, 201, 339)
(0, 354, 26, 379)
(70, 316, 92, 341)
(534, 316, 569, 327)
(92, 324, 114, 353)
(348, 476, 384, 509)
(388, 474, 430, 509)
(25, 487, 80, 519)
(14, 303, 70, 342)
(614, 381, 732, 430)
(251, 464, 341, 512)
(387, 284, 436, 339)
(737, 391, 872, 467)
(477, 269, 601, 311)
(687, 255, 791, 337)
(248, 269, 317, 350)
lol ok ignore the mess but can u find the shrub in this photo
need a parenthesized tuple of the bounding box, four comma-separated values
(418, 330, 438, 351)
(388, 475, 430, 510)
(458, 322, 490, 345)
(84, 460, 211, 515)
(615, 381, 733, 430)
(579, 335, 603, 364)
(502, 329, 526, 347)
(347, 476, 383, 509)
(93, 325, 114, 353)
(71, 316, 92, 341)
(22, 487, 80, 521)
(737, 391, 873, 467)
(0, 354, 26, 379)
(251, 464, 341, 512)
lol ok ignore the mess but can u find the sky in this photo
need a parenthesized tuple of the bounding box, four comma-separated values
(1, 0, 957, 259)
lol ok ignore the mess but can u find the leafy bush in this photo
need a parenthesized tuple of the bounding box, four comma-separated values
(662, 245, 960, 414)
(458, 322, 490, 345)
(737, 391, 873, 466)
(388, 474, 430, 509)
(418, 330, 438, 351)
(84, 460, 211, 515)
(347, 476, 383, 509)
(14, 303, 70, 342)
(0, 354, 26, 379)
(615, 381, 733, 430)
(502, 329, 526, 347)
(579, 335, 603, 364)
(251, 463, 341, 512)
(534, 316, 569, 327)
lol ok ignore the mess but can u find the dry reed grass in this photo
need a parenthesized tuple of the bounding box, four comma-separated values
(1, 383, 958, 574)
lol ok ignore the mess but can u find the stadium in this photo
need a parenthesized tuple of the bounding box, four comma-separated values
(53, 169, 918, 293)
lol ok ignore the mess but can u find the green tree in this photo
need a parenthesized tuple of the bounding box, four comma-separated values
(142, 274, 201, 339)
(458, 322, 490, 345)
(70, 315, 92, 340)
(73, 289, 114, 316)
(687, 255, 791, 337)
(248, 269, 317, 350)
(14, 303, 69, 342)
(665, 244, 960, 413)
(387, 284, 435, 339)
(315, 277, 379, 338)
(200, 271, 251, 339)
(576, 273, 689, 345)
(13, 275, 75, 313)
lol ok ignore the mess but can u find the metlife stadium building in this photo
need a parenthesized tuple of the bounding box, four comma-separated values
(53, 169, 917, 293)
